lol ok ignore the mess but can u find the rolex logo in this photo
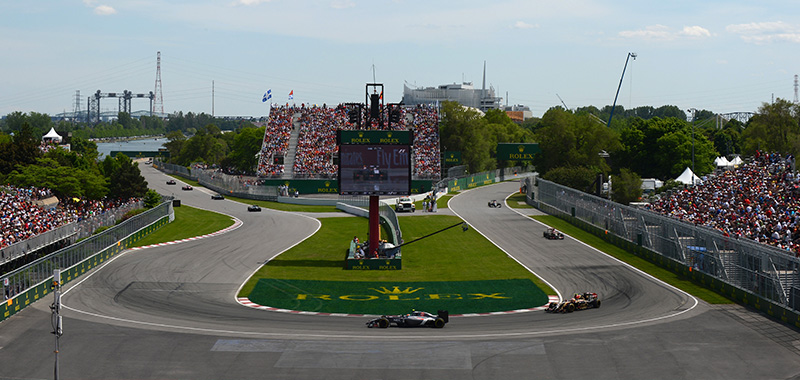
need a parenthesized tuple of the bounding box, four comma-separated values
(387, 132, 392, 137)
(518, 145, 525, 152)
(369, 286, 424, 295)
(358, 132, 364, 137)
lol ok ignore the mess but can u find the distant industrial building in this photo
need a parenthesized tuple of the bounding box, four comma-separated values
(401, 62, 503, 112)
(402, 82, 502, 112)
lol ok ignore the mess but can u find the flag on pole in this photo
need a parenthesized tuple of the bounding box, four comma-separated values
(288, 90, 294, 100)
(262, 89, 272, 103)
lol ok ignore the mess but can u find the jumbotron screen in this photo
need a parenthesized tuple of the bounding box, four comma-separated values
(339, 144, 411, 196)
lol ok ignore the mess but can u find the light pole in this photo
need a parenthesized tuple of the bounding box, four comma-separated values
(687, 108, 697, 185)
(607, 52, 637, 127)
(50, 269, 63, 380)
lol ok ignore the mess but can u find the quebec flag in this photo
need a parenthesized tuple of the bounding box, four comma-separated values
(262, 89, 272, 103)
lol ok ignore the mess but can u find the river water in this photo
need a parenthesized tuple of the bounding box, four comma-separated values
(96, 137, 166, 158)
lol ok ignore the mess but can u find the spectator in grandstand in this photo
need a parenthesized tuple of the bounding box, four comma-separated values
(647, 151, 800, 256)
(0, 185, 141, 251)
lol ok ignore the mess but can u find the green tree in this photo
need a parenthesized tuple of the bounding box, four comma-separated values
(224, 126, 265, 174)
(542, 166, 599, 192)
(107, 153, 149, 199)
(742, 98, 800, 156)
(439, 101, 493, 172)
(6, 157, 108, 199)
(610, 168, 643, 205)
(533, 107, 619, 175)
(143, 189, 162, 208)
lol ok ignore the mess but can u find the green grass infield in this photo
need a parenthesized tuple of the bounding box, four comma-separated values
(239, 215, 556, 314)
(248, 278, 548, 315)
(132, 205, 235, 247)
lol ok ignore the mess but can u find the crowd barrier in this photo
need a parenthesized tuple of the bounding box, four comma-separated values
(525, 176, 800, 327)
(0, 199, 173, 323)
(0, 201, 144, 266)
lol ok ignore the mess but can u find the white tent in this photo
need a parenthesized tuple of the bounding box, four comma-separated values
(714, 156, 731, 168)
(42, 127, 62, 143)
(730, 155, 743, 167)
(675, 167, 702, 185)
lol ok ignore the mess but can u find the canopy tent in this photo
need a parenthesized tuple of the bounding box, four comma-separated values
(730, 155, 743, 167)
(675, 167, 702, 185)
(42, 127, 62, 143)
(714, 156, 732, 168)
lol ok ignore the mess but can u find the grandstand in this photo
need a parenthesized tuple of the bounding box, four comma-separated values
(255, 104, 441, 180)
(646, 151, 800, 257)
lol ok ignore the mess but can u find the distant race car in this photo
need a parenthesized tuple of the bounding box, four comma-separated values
(545, 292, 601, 313)
(488, 200, 502, 208)
(395, 197, 416, 212)
(166, 180, 176, 185)
(182, 185, 193, 191)
(366, 310, 449, 328)
(247, 204, 261, 212)
(211, 193, 225, 200)
(543, 227, 565, 240)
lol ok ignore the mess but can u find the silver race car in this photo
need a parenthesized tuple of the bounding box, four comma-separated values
(366, 310, 449, 328)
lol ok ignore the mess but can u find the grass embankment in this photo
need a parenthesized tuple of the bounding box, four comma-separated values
(132, 205, 235, 247)
(506, 193, 532, 209)
(531, 215, 733, 304)
(239, 215, 554, 297)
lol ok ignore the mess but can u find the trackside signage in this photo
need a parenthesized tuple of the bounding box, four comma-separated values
(497, 143, 540, 161)
(338, 130, 413, 145)
(247, 279, 548, 315)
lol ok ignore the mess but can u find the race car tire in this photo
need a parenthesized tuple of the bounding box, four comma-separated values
(434, 318, 446, 328)
(378, 318, 389, 328)
(595, 300, 601, 308)
(566, 303, 575, 313)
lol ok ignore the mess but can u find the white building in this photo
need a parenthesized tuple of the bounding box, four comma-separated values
(402, 82, 502, 112)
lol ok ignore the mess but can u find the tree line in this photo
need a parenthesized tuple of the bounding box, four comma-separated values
(2, 98, 799, 204)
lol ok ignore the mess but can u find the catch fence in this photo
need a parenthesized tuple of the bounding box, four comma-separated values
(527, 176, 800, 316)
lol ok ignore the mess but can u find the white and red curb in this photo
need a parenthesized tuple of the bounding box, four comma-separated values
(235, 295, 561, 318)
(129, 217, 243, 251)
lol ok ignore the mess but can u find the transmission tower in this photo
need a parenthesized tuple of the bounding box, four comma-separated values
(72, 90, 82, 122)
(153, 51, 164, 116)
(794, 74, 798, 104)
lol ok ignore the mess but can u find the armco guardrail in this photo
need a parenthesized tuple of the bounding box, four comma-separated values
(531, 177, 800, 326)
(0, 199, 173, 323)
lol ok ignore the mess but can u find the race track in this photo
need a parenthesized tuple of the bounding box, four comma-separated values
(1, 167, 799, 380)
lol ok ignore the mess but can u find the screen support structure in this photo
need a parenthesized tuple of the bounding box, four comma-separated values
(369, 196, 380, 257)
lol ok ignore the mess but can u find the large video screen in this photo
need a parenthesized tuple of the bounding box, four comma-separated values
(339, 144, 411, 196)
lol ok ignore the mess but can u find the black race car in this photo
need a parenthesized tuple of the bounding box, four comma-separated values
(211, 193, 225, 200)
(182, 185, 193, 191)
(488, 200, 502, 208)
(166, 180, 176, 185)
(545, 292, 600, 313)
(366, 310, 449, 328)
(247, 204, 261, 212)
(543, 227, 564, 240)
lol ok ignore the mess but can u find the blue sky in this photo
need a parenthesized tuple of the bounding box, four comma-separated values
(1, 0, 798, 118)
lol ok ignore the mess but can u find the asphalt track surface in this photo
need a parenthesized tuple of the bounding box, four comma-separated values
(2, 167, 800, 379)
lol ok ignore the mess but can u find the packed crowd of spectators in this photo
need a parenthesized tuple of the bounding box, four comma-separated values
(255, 105, 295, 177)
(253, 103, 442, 179)
(292, 105, 348, 177)
(407, 105, 441, 178)
(0, 186, 141, 250)
(646, 151, 800, 255)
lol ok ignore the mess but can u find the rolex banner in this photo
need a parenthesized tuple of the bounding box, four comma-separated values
(497, 143, 540, 161)
(246, 278, 549, 315)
